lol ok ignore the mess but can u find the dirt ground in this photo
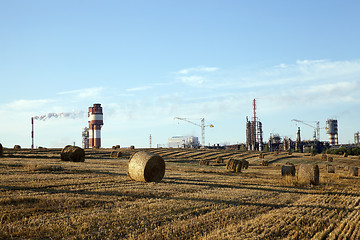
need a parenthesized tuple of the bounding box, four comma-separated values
(0, 147, 359, 239)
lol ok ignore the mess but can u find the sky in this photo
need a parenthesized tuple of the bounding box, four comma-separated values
(1, 1, 360, 148)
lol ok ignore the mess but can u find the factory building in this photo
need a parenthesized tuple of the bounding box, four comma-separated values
(88, 103, 104, 148)
(168, 136, 200, 148)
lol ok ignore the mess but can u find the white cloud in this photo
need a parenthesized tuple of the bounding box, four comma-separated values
(4, 99, 55, 111)
(177, 66, 219, 75)
(126, 86, 152, 92)
(179, 75, 205, 85)
(58, 87, 104, 99)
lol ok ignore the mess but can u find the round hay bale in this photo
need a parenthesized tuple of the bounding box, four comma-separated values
(110, 151, 122, 158)
(297, 164, 319, 185)
(261, 160, 269, 166)
(130, 145, 135, 150)
(226, 159, 242, 172)
(14, 145, 21, 150)
(112, 146, 116, 150)
(321, 154, 327, 161)
(216, 156, 224, 163)
(61, 145, 85, 162)
(199, 159, 210, 165)
(241, 159, 249, 169)
(115, 145, 120, 149)
(349, 167, 358, 176)
(282, 165, 296, 176)
(0, 143, 3, 157)
(327, 165, 335, 173)
(127, 151, 165, 182)
(327, 156, 333, 162)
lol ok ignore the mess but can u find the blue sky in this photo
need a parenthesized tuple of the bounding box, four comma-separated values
(1, 1, 360, 148)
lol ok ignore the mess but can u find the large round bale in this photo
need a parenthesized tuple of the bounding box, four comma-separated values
(0, 143, 3, 157)
(321, 154, 327, 161)
(130, 145, 135, 150)
(349, 167, 358, 176)
(127, 151, 165, 182)
(226, 159, 242, 172)
(327, 156, 333, 162)
(110, 151, 122, 158)
(199, 159, 210, 165)
(327, 165, 335, 173)
(282, 165, 296, 176)
(61, 145, 85, 162)
(115, 145, 120, 149)
(14, 145, 21, 150)
(297, 164, 319, 185)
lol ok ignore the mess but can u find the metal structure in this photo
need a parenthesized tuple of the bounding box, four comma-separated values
(31, 117, 34, 149)
(246, 99, 263, 151)
(326, 119, 338, 145)
(292, 119, 320, 141)
(82, 127, 89, 149)
(88, 103, 104, 148)
(174, 117, 214, 146)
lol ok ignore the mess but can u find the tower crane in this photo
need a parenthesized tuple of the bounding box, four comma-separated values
(291, 119, 320, 141)
(174, 117, 214, 147)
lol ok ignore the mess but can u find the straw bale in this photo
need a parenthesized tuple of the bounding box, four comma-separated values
(14, 145, 21, 150)
(0, 143, 3, 157)
(327, 165, 335, 173)
(61, 145, 85, 162)
(321, 154, 327, 161)
(115, 145, 120, 149)
(297, 164, 319, 185)
(110, 151, 122, 158)
(349, 167, 358, 176)
(343, 152, 348, 158)
(216, 156, 224, 163)
(112, 146, 116, 150)
(199, 159, 210, 165)
(226, 159, 242, 172)
(327, 156, 333, 162)
(259, 153, 264, 159)
(130, 145, 135, 149)
(127, 151, 165, 182)
(282, 165, 296, 176)
(261, 160, 269, 166)
(241, 159, 249, 169)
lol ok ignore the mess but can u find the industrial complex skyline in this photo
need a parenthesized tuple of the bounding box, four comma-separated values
(1, 1, 360, 148)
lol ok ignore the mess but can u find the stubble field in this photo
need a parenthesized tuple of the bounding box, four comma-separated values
(0, 147, 359, 239)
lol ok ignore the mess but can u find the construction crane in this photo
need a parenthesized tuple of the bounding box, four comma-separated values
(174, 117, 214, 147)
(291, 119, 320, 141)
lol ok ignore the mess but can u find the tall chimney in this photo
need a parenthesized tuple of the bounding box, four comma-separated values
(88, 104, 104, 148)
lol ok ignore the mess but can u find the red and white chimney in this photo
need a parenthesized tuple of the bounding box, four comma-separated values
(88, 103, 104, 148)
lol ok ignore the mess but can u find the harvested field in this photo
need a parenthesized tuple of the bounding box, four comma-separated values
(0, 148, 359, 239)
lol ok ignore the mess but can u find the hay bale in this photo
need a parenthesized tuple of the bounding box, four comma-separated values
(321, 154, 327, 161)
(343, 152, 348, 158)
(199, 159, 210, 165)
(282, 165, 296, 176)
(216, 156, 224, 163)
(344, 166, 349, 171)
(110, 151, 122, 158)
(0, 143, 3, 157)
(14, 145, 21, 150)
(61, 145, 85, 162)
(127, 151, 165, 182)
(327, 165, 335, 173)
(259, 153, 265, 159)
(297, 164, 319, 185)
(261, 160, 268, 166)
(92, 146, 99, 149)
(115, 145, 120, 149)
(327, 156, 333, 162)
(226, 159, 242, 172)
(241, 159, 249, 169)
(112, 146, 116, 150)
(349, 167, 358, 176)
(130, 145, 135, 150)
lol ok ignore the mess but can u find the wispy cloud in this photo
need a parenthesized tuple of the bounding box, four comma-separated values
(177, 66, 219, 75)
(58, 87, 104, 99)
(126, 86, 152, 92)
(4, 99, 55, 111)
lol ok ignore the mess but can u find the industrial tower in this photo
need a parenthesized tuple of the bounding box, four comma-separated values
(246, 99, 263, 151)
(88, 104, 104, 148)
(326, 119, 338, 145)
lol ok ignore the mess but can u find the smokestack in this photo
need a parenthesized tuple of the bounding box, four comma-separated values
(326, 119, 338, 145)
(88, 103, 104, 148)
(31, 117, 34, 149)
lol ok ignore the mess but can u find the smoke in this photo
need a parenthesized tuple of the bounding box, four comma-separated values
(33, 111, 85, 121)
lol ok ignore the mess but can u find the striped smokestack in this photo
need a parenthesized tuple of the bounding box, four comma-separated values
(88, 103, 104, 148)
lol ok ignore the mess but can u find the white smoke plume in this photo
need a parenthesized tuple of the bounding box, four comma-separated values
(33, 111, 85, 121)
